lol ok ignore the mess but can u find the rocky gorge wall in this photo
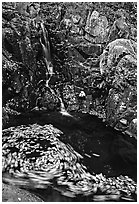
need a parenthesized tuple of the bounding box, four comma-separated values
(2, 2, 137, 138)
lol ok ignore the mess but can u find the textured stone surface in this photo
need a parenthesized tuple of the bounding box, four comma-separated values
(2, 2, 137, 137)
(76, 43, 103, 57)
(99, 39, 137, 137)
(100, 38, 136, 74)
(107, 9, 130, 43)
(2, 183, 43, 202)
(85, 10, 109, 43)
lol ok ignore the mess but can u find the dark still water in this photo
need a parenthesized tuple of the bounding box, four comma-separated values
(3, 110, 137, 201)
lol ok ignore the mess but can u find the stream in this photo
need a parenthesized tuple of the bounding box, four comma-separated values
(3, 110, 137, 202)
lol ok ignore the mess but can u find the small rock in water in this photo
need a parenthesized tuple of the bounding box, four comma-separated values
(2, 183, 43, 202)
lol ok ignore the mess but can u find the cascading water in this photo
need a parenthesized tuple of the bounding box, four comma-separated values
(39, 21, 52, 85)
(38, 21, 71, 116)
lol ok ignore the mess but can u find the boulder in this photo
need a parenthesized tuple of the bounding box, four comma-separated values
(2, 183, 43, 202)
(40, 90, 60, 111)
(100, 39, 137, 74)
(75, 43, 102, 58)
(106, 86, 136, 134)
(130, 24, 137, 41)
(99, 39, 137, 137)
(85, 10, 109, 43)
(2, 107, 9, 127)
(63, 84, 79, 111)
(70, 14, 82, 34)
(68, 45, 85, 63)
(108, 9, 130, 43)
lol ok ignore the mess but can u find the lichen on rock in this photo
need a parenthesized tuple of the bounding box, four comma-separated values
(99, 38, 137, 137)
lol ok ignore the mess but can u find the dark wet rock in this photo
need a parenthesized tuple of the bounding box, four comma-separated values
(63, 84, 79, 111)
(2, 183, 43, 202)
(2, 3, 52, 114)
(2, 108, 9, 127)
(36, 88, 61, 111)
(75, 43, 103, 58)
(2, 2, 17, 21)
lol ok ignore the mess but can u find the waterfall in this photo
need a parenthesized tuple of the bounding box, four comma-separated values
(58, 97, 72, 116)
(85, 9, 92, 32)
(39, 21, 71, 116)
(39, 21, 54, 90)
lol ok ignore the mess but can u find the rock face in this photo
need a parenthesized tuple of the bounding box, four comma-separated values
(99, 39, 137, 137)
(2, 2, 60, 115)
(2, 2, 137, 138)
